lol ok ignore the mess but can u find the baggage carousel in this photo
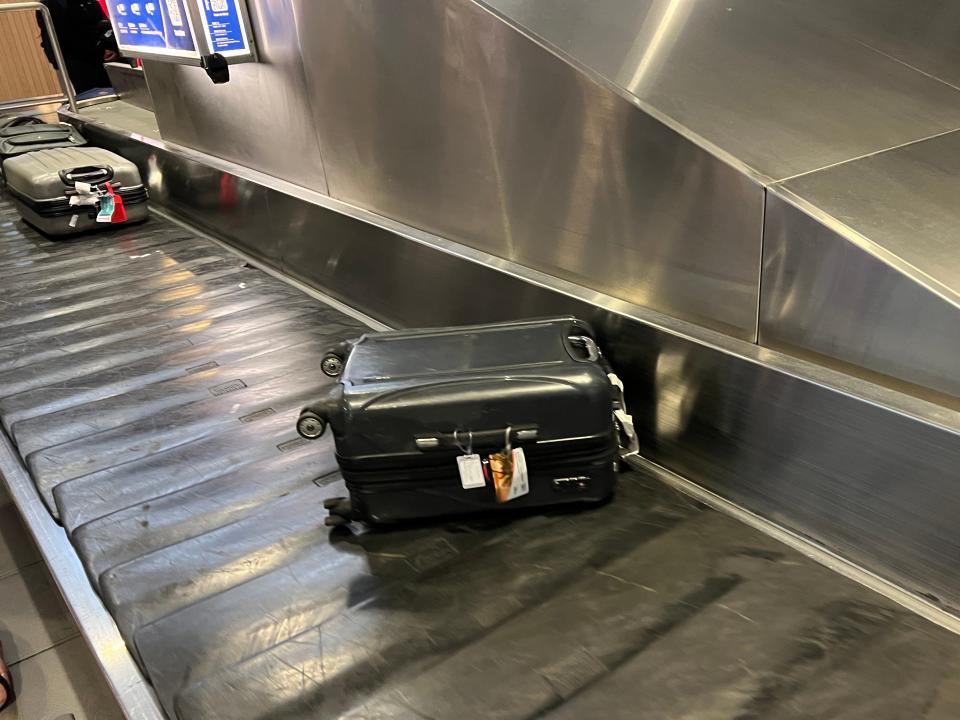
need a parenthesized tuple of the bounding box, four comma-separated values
(3, 194, 960, 719)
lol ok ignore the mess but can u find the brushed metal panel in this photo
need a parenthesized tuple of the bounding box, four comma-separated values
(779, 130, 960, 302)
(480, 0, 960, 180)
(297, 0, 763, 339)
(104, 63, 154, 112)
(760, 130, 960, 401)
(142, 0, 328, 193)
(761, 192, 960, 401)
(778, 0, 960, 91)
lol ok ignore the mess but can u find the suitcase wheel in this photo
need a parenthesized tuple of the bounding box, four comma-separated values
(324, 496, 353, 521)
(321, 353, 345, 377)
(324, 515, 350, 527)
(323, 496, 347, 510)
(296, 411, 327, 439)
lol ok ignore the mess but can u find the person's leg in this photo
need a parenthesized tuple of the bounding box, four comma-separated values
(0, 639, 13, 710)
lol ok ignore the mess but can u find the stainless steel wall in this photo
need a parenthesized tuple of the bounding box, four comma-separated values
(143, 0, 765, 340)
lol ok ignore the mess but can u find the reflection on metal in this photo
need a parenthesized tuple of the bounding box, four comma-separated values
(0, 3, 77, 113)
(66, 117, 960, 625)
(621, 0, 693, 95)
(653, 348, 699, 441)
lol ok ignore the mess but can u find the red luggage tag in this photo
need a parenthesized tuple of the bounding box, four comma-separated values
(106, 182, 128, 223)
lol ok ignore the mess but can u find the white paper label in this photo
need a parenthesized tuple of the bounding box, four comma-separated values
(615, 408, 638, 453)
(68, 214, 79, 228)
(457, 454, 486, 489)
(75, 181, 92, 194)
(506, 447, 529, 501)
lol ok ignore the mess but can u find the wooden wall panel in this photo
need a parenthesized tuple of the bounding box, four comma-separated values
(0, 0, 62, 102)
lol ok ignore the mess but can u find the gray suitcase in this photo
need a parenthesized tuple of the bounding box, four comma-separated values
(3, 147, 149, 236)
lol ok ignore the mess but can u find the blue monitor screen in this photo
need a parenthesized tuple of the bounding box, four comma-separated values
(197, 0, 250, 56)
(107, 0, 197, 53)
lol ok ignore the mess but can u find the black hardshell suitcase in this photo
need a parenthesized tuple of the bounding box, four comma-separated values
(297, 317, 622, 524)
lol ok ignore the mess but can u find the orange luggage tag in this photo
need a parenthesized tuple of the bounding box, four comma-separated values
(489, 427, 529, 503)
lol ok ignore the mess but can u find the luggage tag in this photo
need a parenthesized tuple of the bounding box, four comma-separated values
(69, 181, 99, 207)
(608, 373, 639, 455)
(454, 430, 485, 490)
(489, 427, 529, 503)
(96, 192, 115, 223)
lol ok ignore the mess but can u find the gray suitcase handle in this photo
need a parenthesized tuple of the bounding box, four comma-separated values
(59, 165, 114, 186)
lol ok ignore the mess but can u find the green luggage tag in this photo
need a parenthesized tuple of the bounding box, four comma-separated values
(96, 193, 115, 223)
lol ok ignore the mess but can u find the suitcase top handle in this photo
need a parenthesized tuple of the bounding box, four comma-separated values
(0, 115, 44, 129)
(7, 131, 76, 146)
(2, 124, 67, 136)
(59, 165, 114, 186)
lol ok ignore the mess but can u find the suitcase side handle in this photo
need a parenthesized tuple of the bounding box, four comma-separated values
(567, 334, 600, 362)
(59, 165, 114, 186)
(565, 320, 615, 374)
(415, 425, 539, 452)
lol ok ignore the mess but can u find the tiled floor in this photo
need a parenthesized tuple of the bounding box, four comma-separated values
(0, 485, 123, 720)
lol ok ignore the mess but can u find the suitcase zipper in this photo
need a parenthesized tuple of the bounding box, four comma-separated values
(340, 439, 617, 489)
(6, 185, 148, 217)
